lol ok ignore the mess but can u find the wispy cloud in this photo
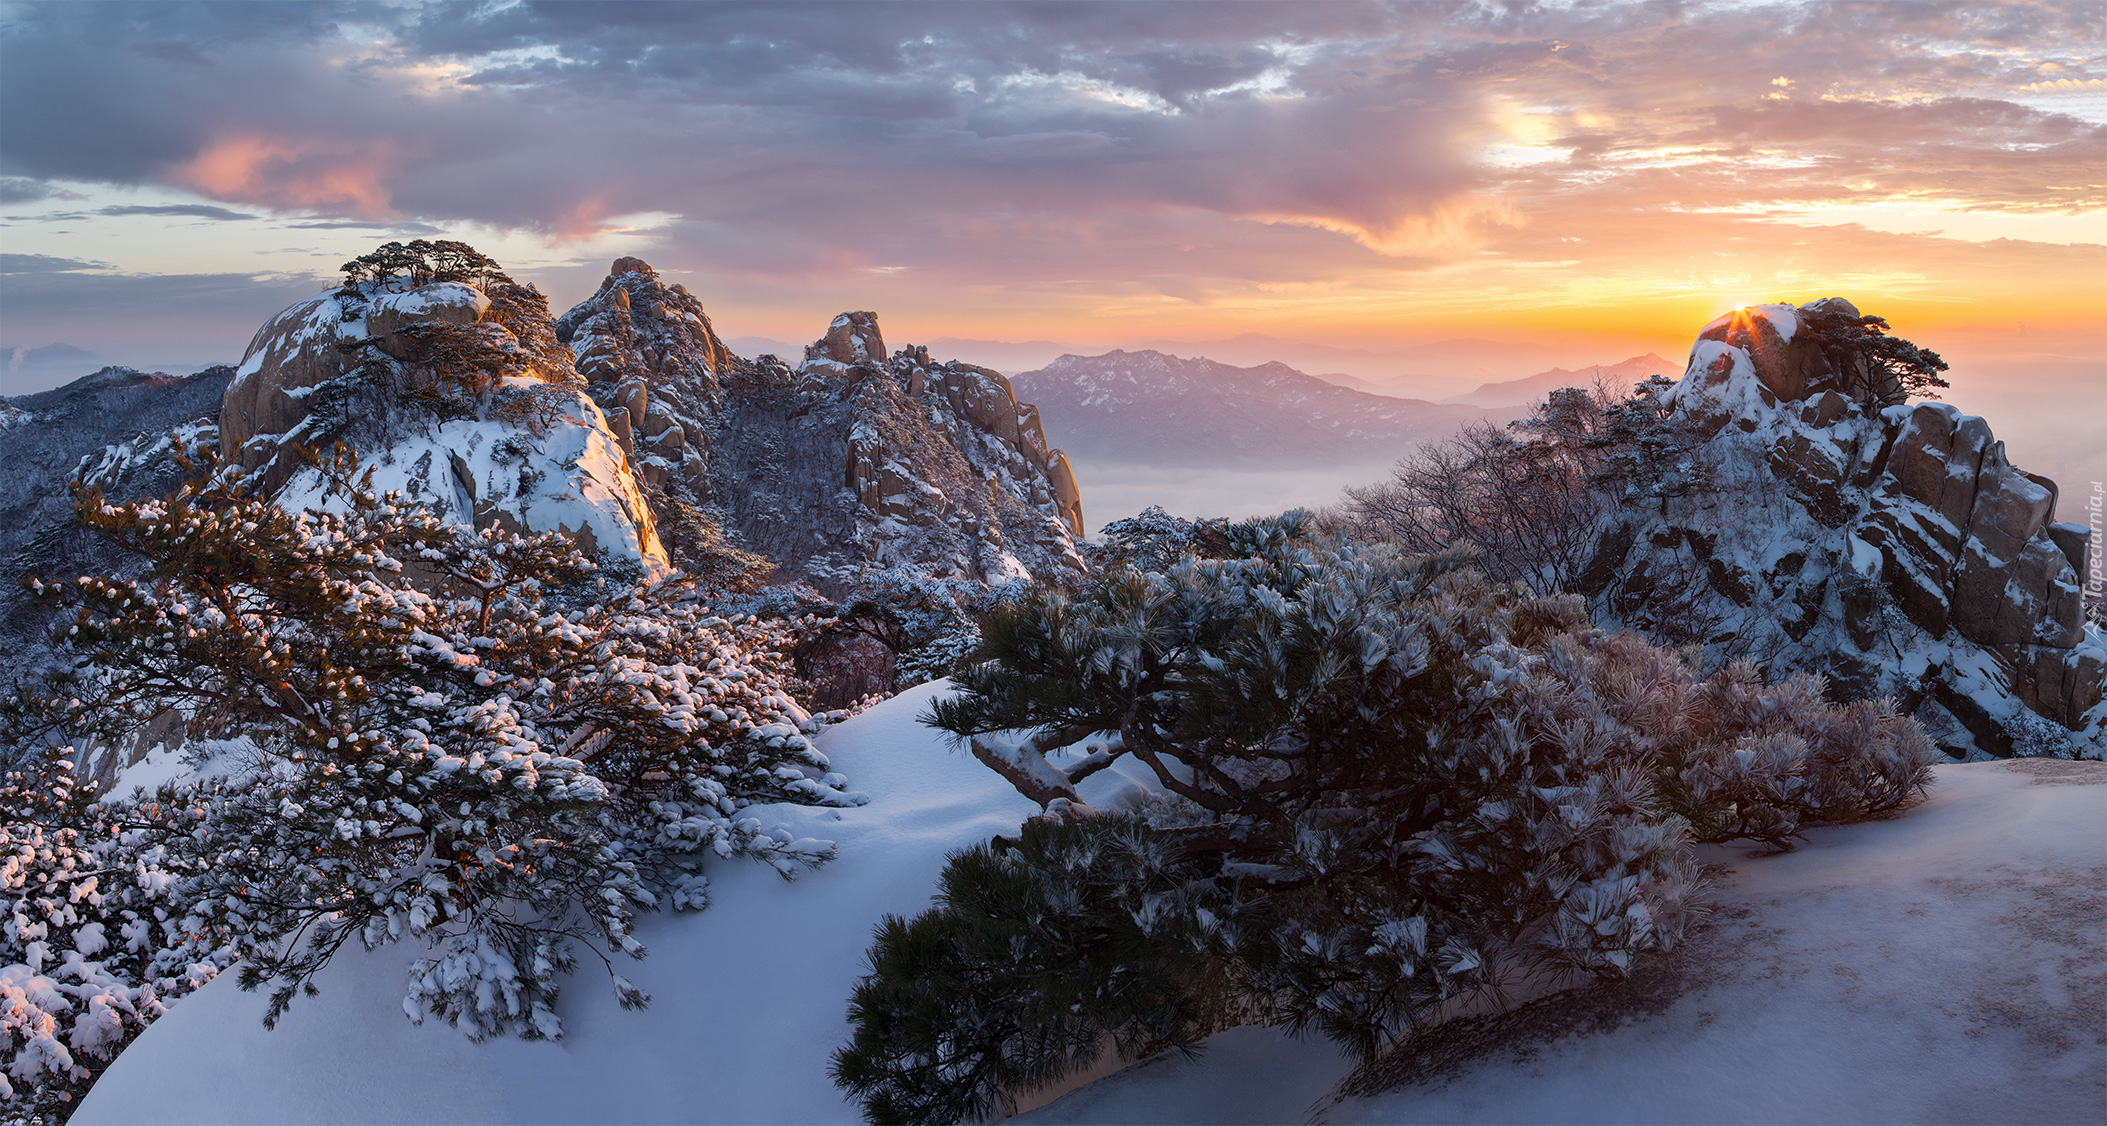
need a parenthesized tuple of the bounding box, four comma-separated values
(97, 203, 259, 220)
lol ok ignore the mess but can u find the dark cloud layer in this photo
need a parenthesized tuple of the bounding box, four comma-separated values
(0, 252, 108, 274)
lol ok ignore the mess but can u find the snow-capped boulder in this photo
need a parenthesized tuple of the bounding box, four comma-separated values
(363, 281, 492, 358)
(1591, 301, 2101, 757)
(221, 293, 361, 461)
(222, 279, 669, 572)
(801, 310, 888, 378)
(1682, 298, 1901, 414)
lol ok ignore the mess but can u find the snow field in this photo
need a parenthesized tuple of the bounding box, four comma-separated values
(74, 698, 2107, 1124)
(1023, 758, 2107, 1125)
(75, 680, 1038, 1124)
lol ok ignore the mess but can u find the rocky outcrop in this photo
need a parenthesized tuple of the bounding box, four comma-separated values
(697, 317, 1084, 590)
(553, 261, 1087, 592)
(802, 311, 887, 375)
(220, 256, 1088, 594)
(222, 278, 669, 571)
(554, 257, 732, 492)
(1, 366, 235, 648)
(1587, 302, 2102, 758)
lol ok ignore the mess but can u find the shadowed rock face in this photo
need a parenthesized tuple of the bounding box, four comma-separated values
(554, 260, 1087, 593)
(1591, 301, 2101, 757)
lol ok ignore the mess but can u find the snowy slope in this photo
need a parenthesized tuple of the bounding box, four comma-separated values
(74, 698, 2107, 1124)
(75, 680, 1040, 1125)
(1020, 759, 2107, 1125)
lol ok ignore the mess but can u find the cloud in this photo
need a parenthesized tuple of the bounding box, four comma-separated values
(0, 266, 329, 372)
(0, 0, 2099, 356)
(181, 135, 402, 217)
(0, 177, 85, 204)
(0, 266, 322, 319)
(97, 203, 259, 220)
(284, 219, 445, 233)
(0, 252, 108, 274)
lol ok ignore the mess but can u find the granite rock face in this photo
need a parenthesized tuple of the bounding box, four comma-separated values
(1584, 302, 2101, 757)
(555, 257, 732, 500)
(221, 278, 669, 571)
(551, 261, 1086, 592)
(217, 256, 1086, 595)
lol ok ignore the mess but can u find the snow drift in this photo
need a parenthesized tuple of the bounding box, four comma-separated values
(75, 681, 1038, 1124)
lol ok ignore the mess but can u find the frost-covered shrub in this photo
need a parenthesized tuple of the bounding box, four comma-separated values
(834, 513, 1934, 1122)
(1089, 506, 1229, 573)
(4, 444, 866, 1116)
(767, 569, 1011, 707)
(0, 761, 230, 1121)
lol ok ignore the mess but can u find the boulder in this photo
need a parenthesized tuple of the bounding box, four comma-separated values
(221, 278, 669, 574)
(2048, 521, 2091, 577)
(1045, 450, 1085, 540)
(805, 311, 888, 372)
(931, 365, 1024, 448)
(221, 294, 355, 461)
(364, 283, 491, 359)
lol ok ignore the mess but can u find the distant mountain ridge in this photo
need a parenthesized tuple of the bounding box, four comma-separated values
(1009, 349, 1497, 469)
(0, 364, 236, 646)
(1450, 353, 1679, 406)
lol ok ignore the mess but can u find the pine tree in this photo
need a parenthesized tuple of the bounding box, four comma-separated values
(835, 514, 1936, 1122)
(3, 438, 867, 1115)
(1796, 299, 1950, 406)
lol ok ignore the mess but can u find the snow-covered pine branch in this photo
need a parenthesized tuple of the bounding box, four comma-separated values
(3, 441, 867, 1118)
(840, 511, 1936, 1122)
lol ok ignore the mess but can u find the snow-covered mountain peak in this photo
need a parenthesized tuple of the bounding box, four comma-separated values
(222, 274, 670, 572)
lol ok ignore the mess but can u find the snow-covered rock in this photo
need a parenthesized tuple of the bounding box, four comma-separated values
(0, 364, 233, 677)
(74, 680, 1041, 1124)
(1020, 759, 2107, 1125)
(707, 326, 1087, 589)
(1587, 301, 2102, 758)
(554, 256, 733, 500)
(801, 310, 889, 377)
(221, 278, 669, 572)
